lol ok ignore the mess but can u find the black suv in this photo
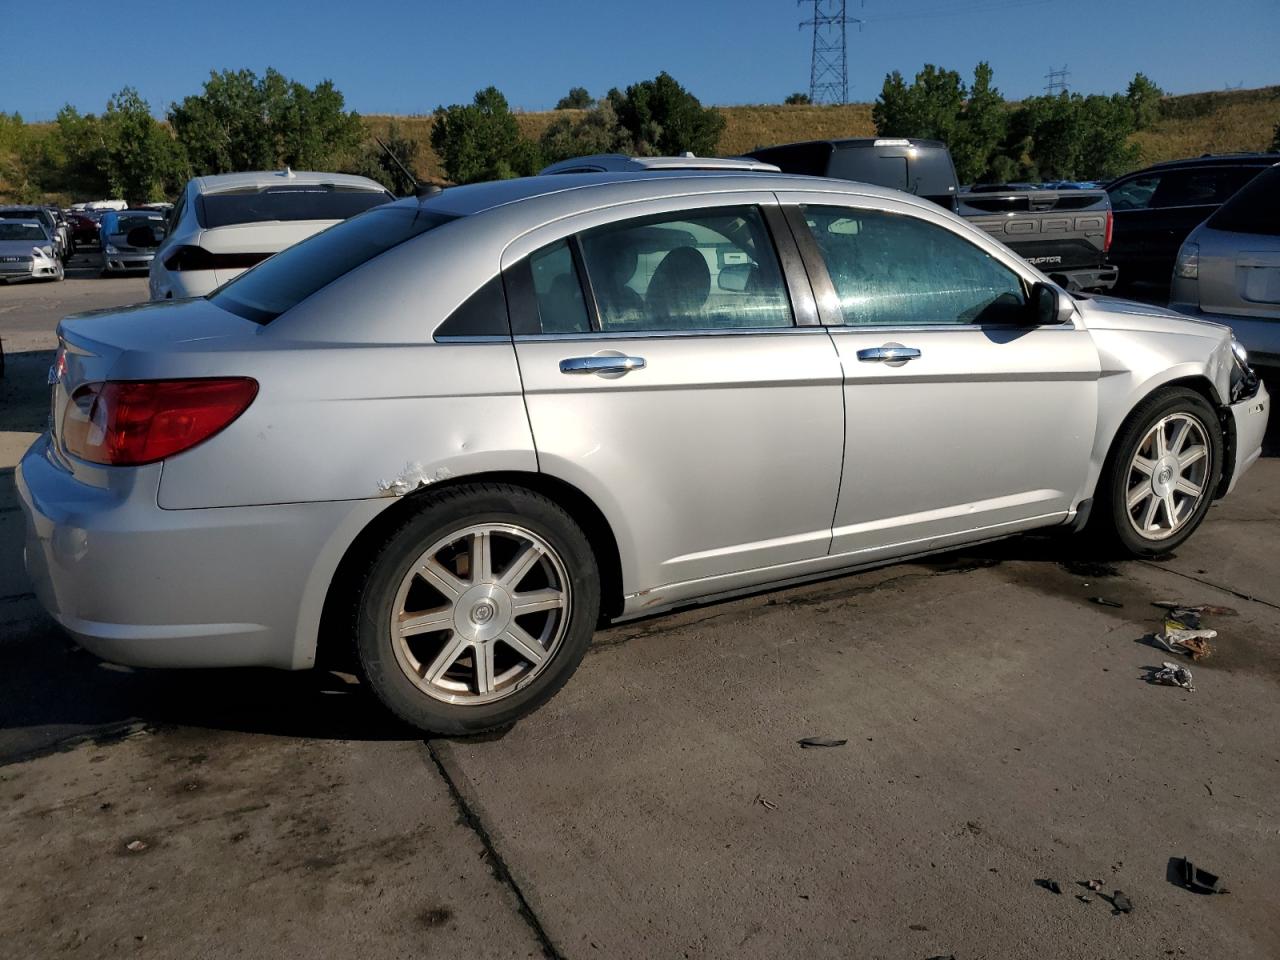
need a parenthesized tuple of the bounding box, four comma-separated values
(1106, 154, 1280, 291)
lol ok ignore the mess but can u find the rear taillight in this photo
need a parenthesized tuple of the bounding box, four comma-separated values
(1104, 210, 1113, 253)
(163, 246, 272, 272)
(62, 378, 258, 466)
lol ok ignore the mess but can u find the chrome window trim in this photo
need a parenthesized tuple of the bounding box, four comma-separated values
(510, 325, 833, 344)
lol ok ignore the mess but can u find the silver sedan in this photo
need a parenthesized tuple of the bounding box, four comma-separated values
(18, 172, 1271, 734)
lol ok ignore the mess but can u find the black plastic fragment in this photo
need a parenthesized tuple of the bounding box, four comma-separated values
(798, 737, 848, 749)
(1111, 890, 1133, 914)
(1174, 857, 1228, 895)
(1089, 596, 1124, 608)
(1034, 878, 1062, 894)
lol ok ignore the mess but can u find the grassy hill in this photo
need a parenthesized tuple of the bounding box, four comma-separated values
(368, 86, 1278, 183)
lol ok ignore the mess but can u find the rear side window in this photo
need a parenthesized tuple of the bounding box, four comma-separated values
(1108, 175, 1160, 211)
(800, 205, 1026, 326)
(1151, 167, 1261, 209)
(1207, 165, 1280, 236)
(197, 185, 393, 229)
(576, 206, 793, 332)
(212, 206, 456, 324)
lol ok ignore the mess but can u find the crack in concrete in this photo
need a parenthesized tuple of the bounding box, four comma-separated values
(422, 740, 564, 960)
(1137, 560, 1280, 611)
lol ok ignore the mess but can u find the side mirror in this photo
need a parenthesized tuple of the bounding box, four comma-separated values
(126, 225, 162, 249)
(1030, 281, 1075, 326)
(717, 263, 753, 292)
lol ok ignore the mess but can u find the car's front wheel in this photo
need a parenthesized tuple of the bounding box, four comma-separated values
(352, 483, 600, 735)
(1092, 387, 1224, 556)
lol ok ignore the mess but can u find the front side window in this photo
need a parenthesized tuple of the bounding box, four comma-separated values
(576, 206, 794, 333)
(800, 205, 1027, 326)
(1108, 175, 1161, 211)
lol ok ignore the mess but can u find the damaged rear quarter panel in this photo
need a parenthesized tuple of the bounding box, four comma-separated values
(156, 341, 537, 509)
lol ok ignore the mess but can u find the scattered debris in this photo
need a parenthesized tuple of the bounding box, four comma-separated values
(925, 955, 957, 960)
(1110, 890, 1133, 914)
(1077, 894, 1093, 904)
(754, 794, 778, 811)
(1167, 632, 1214, 661)
(1090, 596, 1124, 608)
(1149, 661, 1195, 691)
(1153, 601, 1238, 617)
(125, 839, 148, 853)
(798, 736, 848, 749)
(1034, 878, 1063, 894)
(1083, 879, 1104, 892)
(908, 923, 928, 931)
(1174, 857, 1229, 895)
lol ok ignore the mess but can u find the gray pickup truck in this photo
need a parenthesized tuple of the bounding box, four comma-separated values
(746, 137, 1118, 292)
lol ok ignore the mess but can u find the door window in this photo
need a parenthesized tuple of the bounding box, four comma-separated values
(576, 206, 794, 332)
(1108, 175, 1161, 211)
(799, 205, 1027, 326)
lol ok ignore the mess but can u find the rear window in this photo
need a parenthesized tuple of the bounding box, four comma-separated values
(114, 214, 164, 235)
(1206, 165, 1280, 236)
(211, 205, 456, 324)
(197, 184, 393, 229)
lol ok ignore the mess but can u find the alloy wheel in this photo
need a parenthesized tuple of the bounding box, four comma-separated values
(389, 523, 571, 705)
(1124, 412, 1212, 541)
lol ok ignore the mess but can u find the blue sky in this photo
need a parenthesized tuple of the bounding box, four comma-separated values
(4, 0, 1277, 119)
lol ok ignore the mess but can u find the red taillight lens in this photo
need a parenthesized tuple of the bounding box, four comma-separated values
(62, 378, 258, 466)
(1104, 210, 1113, 253)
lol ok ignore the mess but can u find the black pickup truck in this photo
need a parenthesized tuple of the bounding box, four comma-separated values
(746, 137, 1118, 292)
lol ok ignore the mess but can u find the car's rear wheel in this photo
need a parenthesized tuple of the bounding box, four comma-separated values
(353, 483, 599, 735)
(1092, 387, 1223, 556)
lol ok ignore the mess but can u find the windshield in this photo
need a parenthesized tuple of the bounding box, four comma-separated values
(0, 222, 46, 241)
(197, 184, 393, 229)
(0, 208, 53, 228)
(211, 204, 457, 324)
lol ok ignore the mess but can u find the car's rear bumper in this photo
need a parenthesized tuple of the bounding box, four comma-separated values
(1169, 303, 1280, 369)
(1224, 380, 1269, 495)
(17, 434, 387, 670)
(103, 253, 155, 273)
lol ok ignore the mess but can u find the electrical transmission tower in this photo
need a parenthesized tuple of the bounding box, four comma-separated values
(798, 1, 863, 105)
(1044, 65, 1071, 95)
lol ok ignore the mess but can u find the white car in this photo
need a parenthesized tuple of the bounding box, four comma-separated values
(538, 153, 780, 175)
(148, 169, 394, 300)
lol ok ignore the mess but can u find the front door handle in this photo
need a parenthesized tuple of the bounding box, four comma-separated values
(856, 346, 921, 363)
(559, 356, 646, 375)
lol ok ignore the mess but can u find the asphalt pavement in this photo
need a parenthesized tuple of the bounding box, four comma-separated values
(2, 265, 1278, 959)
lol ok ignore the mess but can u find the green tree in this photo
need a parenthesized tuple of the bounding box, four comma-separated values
(101, 88, 184, 202)
(170, 68, 364, 175)
(605, 72, 725, 156)
(1009, 92, 1139, 180)
(1126, 73, 1165, 131)
(431, 86, 541, 183)
(784, 92, 812, 105)
(555, 87, 594, 110)
(873, 63, 1005, 183)
(539, 99, 627, 164)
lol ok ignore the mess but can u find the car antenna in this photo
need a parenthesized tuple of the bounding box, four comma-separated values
(372, 134, 430, 198)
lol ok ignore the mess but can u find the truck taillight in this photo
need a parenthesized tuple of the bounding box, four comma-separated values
(1104, 210, 1113, 253)
(62, 378, 258, 466)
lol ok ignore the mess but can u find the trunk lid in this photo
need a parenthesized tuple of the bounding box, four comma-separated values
(51, 299, 263, 456)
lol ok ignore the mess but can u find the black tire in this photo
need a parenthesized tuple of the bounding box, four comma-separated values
(352, 482, 600, 735)
(1089, 386, 1224, 557)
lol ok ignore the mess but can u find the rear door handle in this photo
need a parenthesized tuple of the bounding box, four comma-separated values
(559, 356, 646, 375)
(856, 346, 921, 363)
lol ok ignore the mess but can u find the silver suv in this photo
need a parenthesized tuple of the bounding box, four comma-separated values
(1171, 162, 1280, 368)
(18, 171, 1270, 735)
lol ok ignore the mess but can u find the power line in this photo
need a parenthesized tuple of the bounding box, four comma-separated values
(798, 1, 863, 105)
(860, 0, 1060, 23)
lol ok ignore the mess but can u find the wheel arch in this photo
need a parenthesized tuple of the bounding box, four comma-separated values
(1088, 373, 1231, 505)
(315, 470, 625, 670)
